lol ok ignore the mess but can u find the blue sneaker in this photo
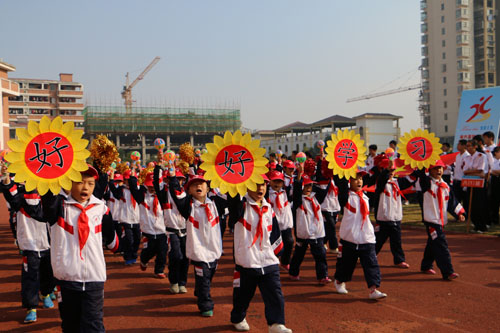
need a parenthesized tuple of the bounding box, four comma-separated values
(42, 294, 54, 308)
(24, 309, 37, 323)
(125, 259, 136, 265)
(50, 292, 56, 301)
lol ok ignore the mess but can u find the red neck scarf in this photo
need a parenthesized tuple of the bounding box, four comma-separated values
(73, 203, 97, 260)
(152, 195, 159, 217)
(275, 191, 284, 210)
(356, 191, 369, 229)
(200, 203, 214, 222)
(304, 196, 321, 222)
(436, 181, 448, 226)
(250, 204, 268, 248)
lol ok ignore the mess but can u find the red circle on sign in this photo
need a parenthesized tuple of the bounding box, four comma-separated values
(334, 139, 358, 169)
(25, 132, 74, 179)
(214, 145, 254, 184)
(406, 137, 433, 161)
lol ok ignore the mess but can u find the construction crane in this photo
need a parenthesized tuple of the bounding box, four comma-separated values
(121, 56, 161, 113)
(346, 83, 421, 103)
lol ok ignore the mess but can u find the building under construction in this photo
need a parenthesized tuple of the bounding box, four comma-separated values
(84, 105, 241, 160)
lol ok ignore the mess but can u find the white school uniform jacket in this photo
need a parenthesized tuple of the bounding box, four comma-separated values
(339, 190, 375, 244)
(268, 188, 293, 231)
(50, 195, 118, 284)
(107, 191, 120, 221)
(2, 183, 50, 252)
(186, 197, 222, 263)
(162, 185, 187, 233)
(376, 178, 403, 222)
(295, 192, 325, 240)
(464, 151, 488, 173)
(138, 191, 166, 235)
(318, 179, 340, 213)
(233, 195, 282, 269)
(453, 151, 470, 181)
(422, 177, 464, 226)
(112, 185, 140, 224)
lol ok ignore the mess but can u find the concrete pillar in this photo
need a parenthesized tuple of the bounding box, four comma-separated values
(141, 135, 146, 162)
(166, 135, 171, 150)
(190, 135, 194, 146)
(116, 134, 120, 148)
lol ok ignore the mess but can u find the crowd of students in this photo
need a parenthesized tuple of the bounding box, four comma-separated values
(1, 131, 498, 332)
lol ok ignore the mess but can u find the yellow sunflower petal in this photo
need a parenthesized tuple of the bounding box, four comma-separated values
(39, 116, 51, 133)
(213, 135, 224, 149)
(241, 133, 252, 146)
(74, 150, 91, 160)
(72, 139, 89, 151)
(67, 168, 82, 181)
(232, 130, 242, 144)
(7, 162, 25, 174)
(72, 160, 89, 171)
(50, 116, 63, 131)
(205, 143, 218, 155)
(219, 182, 228, 194)
(70, 130, 84, 141)
(27, 120, 40, 137)
(61, 121, 75, 136)
(223, 131, 233, 145)
(25, 177, 38, 192)
(16, 128, 31, 143)
(59, 175, 72, 190)
(236, 183, 247, 196)
(5, 152, 23, 163)
(37, 181, 49, 196)
(248, 139, 260, 150)
(246, 180, 257, 192)
(228, 186, 238, 198)
(49, 180, 61, 195)
(7, 139, 26, 153)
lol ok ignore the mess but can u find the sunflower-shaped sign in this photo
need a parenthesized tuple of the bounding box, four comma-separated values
(5, 116, 90, 195)
(397, 129, 442, 169)
(200, 130, 268, 197)
(325, 129, 366, 179)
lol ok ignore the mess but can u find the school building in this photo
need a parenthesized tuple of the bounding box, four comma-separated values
(0, 60, 20, 149)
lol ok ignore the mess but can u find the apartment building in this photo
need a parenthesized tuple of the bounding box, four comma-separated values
(7, 73, 84, 138)
(420, 0, 498, 143)
(0, 60, 20, 149)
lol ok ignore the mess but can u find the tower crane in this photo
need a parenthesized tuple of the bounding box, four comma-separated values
(346, 83, 421, 103)
(121, 56, 161, 113)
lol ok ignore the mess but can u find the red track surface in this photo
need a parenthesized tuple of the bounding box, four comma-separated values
(1, 197, 499, 332)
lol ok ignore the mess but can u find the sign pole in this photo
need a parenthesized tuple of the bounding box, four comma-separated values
(466, 188, 473, 233)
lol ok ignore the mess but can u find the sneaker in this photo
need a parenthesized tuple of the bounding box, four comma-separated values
(179, 285, 187, 294)
(334, 280, 348, 294)
(140, 262, 147, 271)
(328, 248, 339, 254)
(201, 310, 213, 317)
(422, 268, 436, 275)
(233, 318, 250, 331)
(369, 289, 387, 300)
(24, 309, 37, 324)
(446, 272, 459, 280)
(397, 262, 410, 269)
(154, 273, 166, 279)
(319, 277, 332, 285)
(289, 275, 300, 281)
(268, 323, 293, 333)
(169, 283, 179, 294)
(49, 292, 56, 301)
(125, 259, 136, 265)
(280, 264, 290, 271)
(42, 294, 54, 308)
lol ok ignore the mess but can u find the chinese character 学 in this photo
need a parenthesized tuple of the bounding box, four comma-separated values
(28, 137, 69, 173)
(337, 141, 355, 167)
(218, 149, 252, 177)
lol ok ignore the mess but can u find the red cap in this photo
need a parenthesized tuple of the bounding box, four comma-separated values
(282, 160, 295, 169)
(260, 174, 270, 184)
(267, 162, 277, 170)
(197, 168, 206, 176)
(143, 173, 154, 187)
(123, 169, 132, 180)
(81, 165, 99, 181)
(429, 159, 446, 170)
(175, 170, 186, 179)
(268, 170, 285, 181)
(186, 175, 208, 188)
(114, 173, 124, 181)
(302, 175, 316, 186)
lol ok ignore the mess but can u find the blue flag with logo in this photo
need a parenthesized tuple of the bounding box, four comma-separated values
(453, 87, 500, 150)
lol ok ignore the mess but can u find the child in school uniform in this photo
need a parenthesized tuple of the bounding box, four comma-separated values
(373, 157, 412, 268)
(35, 166, 119, 332)
(153, 165, 190, 293)
(288, 165, 330, 284)
(334, 169, 387, 299)
(228, 175, 292, 333)
(414, 160, 465, 280)
(168, 172, 222, 317)
(490, 147, 500, 225)
(109, 169, 141, 265)
(1, 173, 55, 323)
(267, 170, 294, 270)
(127, 172, 167, 278)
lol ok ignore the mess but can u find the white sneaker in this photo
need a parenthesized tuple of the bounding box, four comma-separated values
(334, 280, 348, 294)
(268, 323, 292, 333)
(169, 283, 179, 294)
(369, 289, 387, 300)
(233, 318, 250, 331)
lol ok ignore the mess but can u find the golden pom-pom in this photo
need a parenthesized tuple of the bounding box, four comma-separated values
(90, 135, 119, 173)
(115, 162, 130, 175)
(179, 142, 195, 164)
(138, 166, 154, 185)
(177, 160, 190, 175)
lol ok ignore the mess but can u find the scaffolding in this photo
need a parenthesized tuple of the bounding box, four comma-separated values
(83, 105, 241, 135)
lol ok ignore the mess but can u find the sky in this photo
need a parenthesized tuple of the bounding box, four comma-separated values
(0, 0, 422, 133)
